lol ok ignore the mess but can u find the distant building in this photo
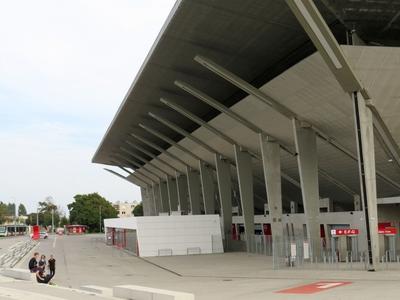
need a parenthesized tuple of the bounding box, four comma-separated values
(113, 201, 138, 218)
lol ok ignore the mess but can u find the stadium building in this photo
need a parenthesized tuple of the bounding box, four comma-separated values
(93, 0, 400, 270)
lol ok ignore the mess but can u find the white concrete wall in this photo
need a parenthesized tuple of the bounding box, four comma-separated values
(104, 215, 223, 257)
(136, 215, 223, 257)
(104, 217, 138, 230)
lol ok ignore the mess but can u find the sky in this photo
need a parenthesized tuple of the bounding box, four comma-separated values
(0, 0, 176, 214)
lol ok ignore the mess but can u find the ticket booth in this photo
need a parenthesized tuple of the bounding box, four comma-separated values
(330, 228, 359, 262)
(379, 226, 397, 262)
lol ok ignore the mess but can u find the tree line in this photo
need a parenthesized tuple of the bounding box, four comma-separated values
(1, 193, 142, 233)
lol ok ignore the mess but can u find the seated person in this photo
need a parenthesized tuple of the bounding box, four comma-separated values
(28, 252, 39, 273)
(38, 254, 46, 270)
(36, 269, 54, 284)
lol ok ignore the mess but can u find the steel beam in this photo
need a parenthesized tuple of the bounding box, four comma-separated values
(160, 98, 237, 147)
(110, 159, 156, 185)
(116, 165, 153, 186)
(285, 0, 369, 99)
(175, 80, 295, 155)
(149, 112, 218, 155)
(194, 55, 294, 119)
(104, 168, 146, 187)
(160, 97, 302, 190)
(194, 55, 375, 192)
(113, 154, 161, 182)
(120, 147, 172, 177)
(129, 132, 189, 168)
(125, 140, 180, 173)
(139, 123, 202, 162)
(367, 103, 400, 171)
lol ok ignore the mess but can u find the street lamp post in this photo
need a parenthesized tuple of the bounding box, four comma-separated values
(99, 206, 102, 233)
(51, 208, 54, 233)
(13, 198, 17, 236)
(36, 206, 39, 226)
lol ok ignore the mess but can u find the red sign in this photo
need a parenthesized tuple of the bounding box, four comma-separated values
(378, 227, 397, 235)
(276, 281, 352, 294)
(331, 229, 359, 236)
(32, 225, 40, 240)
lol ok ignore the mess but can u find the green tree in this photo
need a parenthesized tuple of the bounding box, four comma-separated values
(6, 203, 15, 216)
(132, 203, 143, 216)
(60, 216, 69, 226)
(0, 202, 8, 223)
(38, 197, 60, 227)
(18, 204, 27, 216)
(68, 193, 118, 232)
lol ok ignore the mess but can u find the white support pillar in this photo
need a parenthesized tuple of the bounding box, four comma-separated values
(259, 135, 284, 249)
(152, 183, 161, 215)
(215, 154, 232, 240)
(234, 145, 254, 252)
(159, 181, 170, 214)
(292, 120, 321, 258)
(186, 167, 202, 215)
(167, 175, 179, 212)
(353, 93, 379, 270)
(147, 185, 157, 216)
(176, 173, 189, 213)
(141, 186, 151, 216)
(199, 161, 216, 214)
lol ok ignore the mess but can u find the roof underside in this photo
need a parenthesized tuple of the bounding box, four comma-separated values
(93, 0, 400, 211)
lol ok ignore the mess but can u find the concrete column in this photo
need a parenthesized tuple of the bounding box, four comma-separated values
(159, 180, 170, 214)
(141, 187, 151, 216)
(176, 173, 189, 213)
(353, 93, 379, 270)
(259, 134, 284, 247)
(215, 154, 232, 240)
(152, 183, 161, 215)
(167, 175, 179, 212)
(292, 120, 321, 258)
(199, 161, 216, 214)
(147, 185, 157, 216)
(234, 145, 254, 252)
(186, 167, 202, 215)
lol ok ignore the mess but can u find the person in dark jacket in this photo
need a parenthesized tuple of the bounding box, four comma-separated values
(48, 254, 56, 276)
(36, 269, 54, 284)
(38, 254, 46, 270)
(28, 252, 39, 273)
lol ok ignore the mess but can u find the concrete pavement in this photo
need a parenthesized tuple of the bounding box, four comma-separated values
(4, 234, 400, 299)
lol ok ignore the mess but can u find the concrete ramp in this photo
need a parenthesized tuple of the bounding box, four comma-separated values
(0, 268, 34, 281)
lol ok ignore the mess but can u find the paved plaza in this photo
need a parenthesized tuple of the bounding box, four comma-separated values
(0, 235, 399, 299)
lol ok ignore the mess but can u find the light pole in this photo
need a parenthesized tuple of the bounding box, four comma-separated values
(12, 197, 17, 236)
(51, 208, 54, 233)
(99, 206, 102, 233)
(36, 206, 39, 226)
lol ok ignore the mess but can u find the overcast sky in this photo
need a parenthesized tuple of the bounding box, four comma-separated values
(0, 0, 176, 214)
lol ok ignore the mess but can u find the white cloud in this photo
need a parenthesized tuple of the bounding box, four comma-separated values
(0, 0, 176, 212)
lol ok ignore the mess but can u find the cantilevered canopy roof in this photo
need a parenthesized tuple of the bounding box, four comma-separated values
(93, 0, 400, 210)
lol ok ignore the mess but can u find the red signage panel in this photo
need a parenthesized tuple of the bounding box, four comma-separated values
(378, 227, 397, 235)
(331, 229, 359, 236)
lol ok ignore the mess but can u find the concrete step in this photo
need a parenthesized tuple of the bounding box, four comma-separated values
(80, 285, 113, 297)
(113, 285, 195, 300)
(0, 279, 122, 300)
